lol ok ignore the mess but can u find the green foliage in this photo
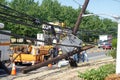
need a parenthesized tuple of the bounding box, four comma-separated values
(106, 38, 117, 59)
(112, 38, 117, 48)
(7, 0, 40, 39)
(0, 0, 117, 43)
(108, 50, 116, 59)
(78, 64, 115, 80)
(0, 0, 8, 4)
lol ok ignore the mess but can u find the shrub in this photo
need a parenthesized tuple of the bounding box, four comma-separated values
(106, 38, 117, 59)
(78, 64, 115, 80)
(112, 38, 117, 48)
(107, 49, 116, 59)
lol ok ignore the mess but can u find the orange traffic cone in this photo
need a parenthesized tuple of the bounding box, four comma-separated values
(48, 64, 52, 68)
(11, 63, 16, 75)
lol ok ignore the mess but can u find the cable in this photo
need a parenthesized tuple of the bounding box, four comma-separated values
(0, 3, 41, 26)
(0, 3, 71, 29)
(113, 0, 120, 2)
(0, 30, 81, 48)
(72, 0, 82, 7)
(0, 3, 35, 19)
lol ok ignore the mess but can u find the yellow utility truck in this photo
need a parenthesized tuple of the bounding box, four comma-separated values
(12, 45, 53, 65)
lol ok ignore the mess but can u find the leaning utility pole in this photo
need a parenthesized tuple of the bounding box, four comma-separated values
(21, 0, 90, 74)
(22, 45, 94, 74)
(73, 0, 90, 35)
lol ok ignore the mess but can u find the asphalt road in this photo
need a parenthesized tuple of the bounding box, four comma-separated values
(88, 50, 108, 60)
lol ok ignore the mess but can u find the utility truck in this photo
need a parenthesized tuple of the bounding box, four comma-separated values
(0, 3, 83, 66)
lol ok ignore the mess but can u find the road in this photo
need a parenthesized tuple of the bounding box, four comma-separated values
(87, 48, 108, 60)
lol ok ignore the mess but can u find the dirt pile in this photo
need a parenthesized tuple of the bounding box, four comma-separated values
(105, 74, 120, 80)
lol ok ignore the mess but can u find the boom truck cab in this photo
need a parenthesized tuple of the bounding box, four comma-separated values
(12, 22, 61, 65)
(6, 21, 83, 65)
(12, 45, 53, 65)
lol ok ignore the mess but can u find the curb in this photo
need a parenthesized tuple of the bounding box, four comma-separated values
(77, 57, 114, 67)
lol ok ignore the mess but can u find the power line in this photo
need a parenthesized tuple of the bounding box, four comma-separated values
(113, 0, 120, 3)
(72, 0, 82, 7)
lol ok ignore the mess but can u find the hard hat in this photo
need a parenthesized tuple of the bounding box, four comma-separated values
(53, 39, 57, 43)
(74, 48, 77, 50)
(82, 43, 85, 46)
(59, 51, 63, 55)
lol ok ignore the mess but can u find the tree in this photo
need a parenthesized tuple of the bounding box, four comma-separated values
(39, 0, 61, 21)
(59, 6, 79, 27)
(0, 0, 8, 23)
(8, 0, 41, 43)
(78, 15, 117, 42)
(0, 0, 117, 44)
(0, 0, 7, 4)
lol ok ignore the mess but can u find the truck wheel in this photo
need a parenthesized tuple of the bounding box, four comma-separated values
(15, 62, 19, 65)
(18, 62, 22, 65)
(15, 62, 22, 65)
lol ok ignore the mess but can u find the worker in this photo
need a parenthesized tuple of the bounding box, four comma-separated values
(58, 48, 63, 56)
(68, 57, 78, 67)
(56, 48, 63, 64)
(27, 44, 32, 54)
(57, 48, 70, 67)
(73, 48, 80, 63)
(53, 38, 57, 44)
(52, 47, 58, 58)
(81, 50, 89, 62)
(35, 47, 40, 55)
(20, 46, 25, 53)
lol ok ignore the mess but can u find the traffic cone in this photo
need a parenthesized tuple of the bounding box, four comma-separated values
(48, 64, 52, 68)
(11, 63, 16, 75)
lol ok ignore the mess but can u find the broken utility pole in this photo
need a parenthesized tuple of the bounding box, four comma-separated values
(22, 0, 90, 74)
(22, 45, 94, 74)
(73, 0, 90, 35)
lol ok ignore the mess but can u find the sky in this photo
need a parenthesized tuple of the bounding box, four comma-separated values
(58, 0, 120, 20)
(37, 0, 120, 20)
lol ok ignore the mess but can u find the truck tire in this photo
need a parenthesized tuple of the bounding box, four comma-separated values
(15, 62, 22, 65)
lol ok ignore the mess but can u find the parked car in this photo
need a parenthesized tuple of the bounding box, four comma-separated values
(98, 40, 103, 48)
(102, 43, 112, 50)
(98, 42, 104, 48)
(98, 41, 108, 48)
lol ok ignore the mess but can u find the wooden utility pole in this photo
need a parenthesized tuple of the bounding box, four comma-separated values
(7, 52, 22, 67)
(22, 45, 94, 74)
(21, 0, 91, 74)
(73, 0, 90, 35)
